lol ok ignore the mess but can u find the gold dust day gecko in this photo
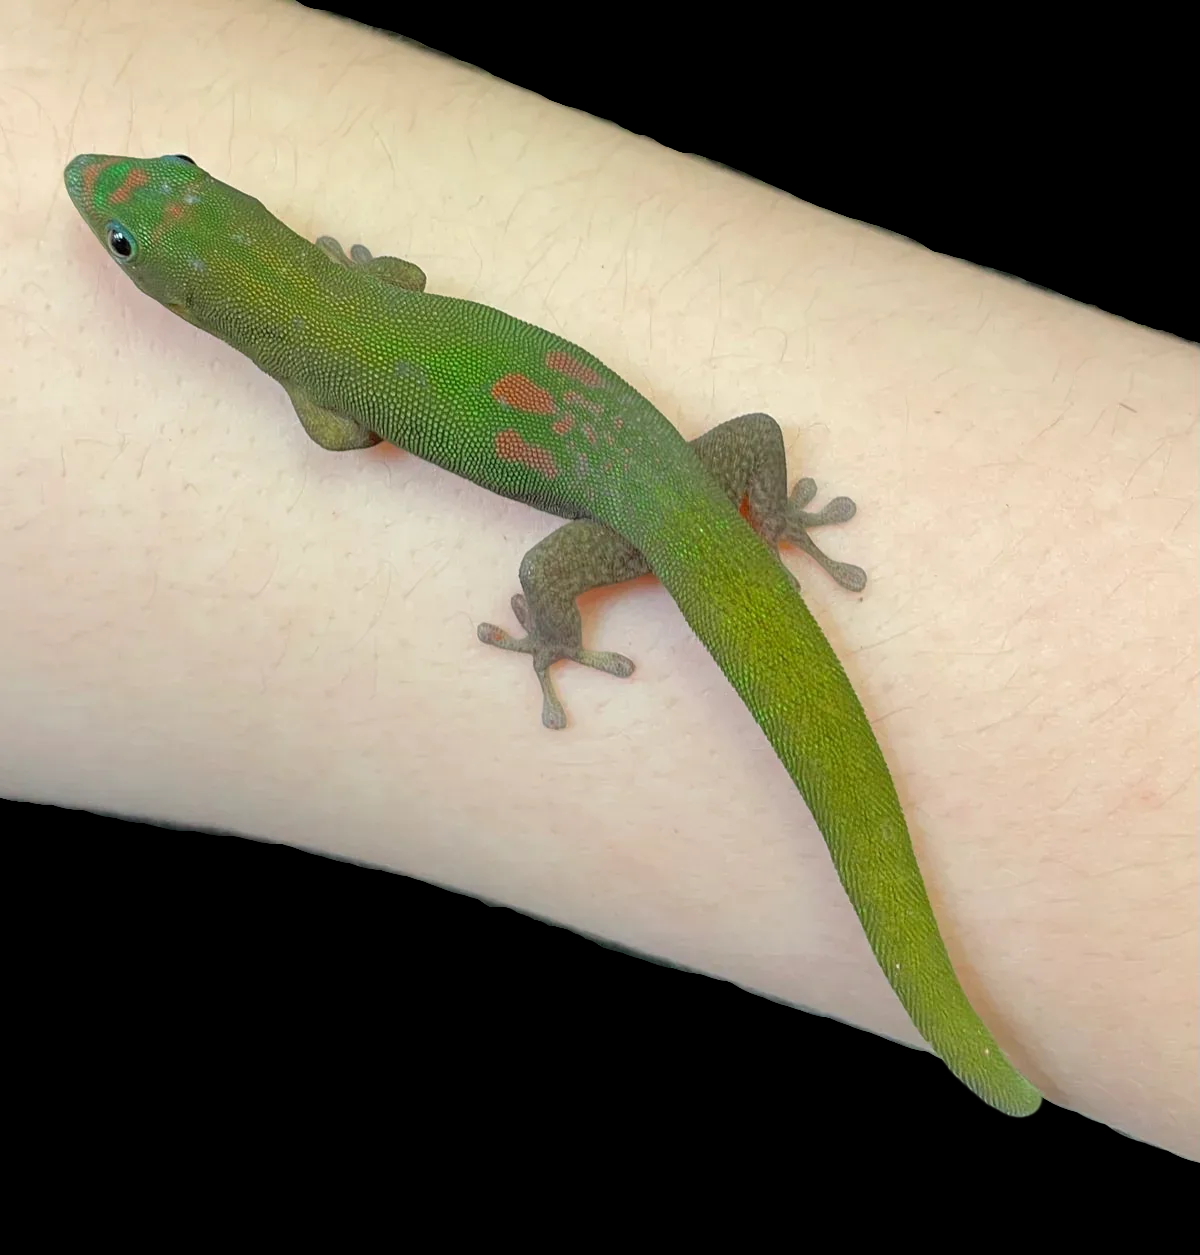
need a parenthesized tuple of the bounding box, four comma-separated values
(64, 152, 1041, 1116)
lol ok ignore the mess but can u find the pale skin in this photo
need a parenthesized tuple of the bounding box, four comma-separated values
(3, 0, 1197, 1152)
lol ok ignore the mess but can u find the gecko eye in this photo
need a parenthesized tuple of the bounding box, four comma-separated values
(166, 154, 196, 164)
(104, 222, 137, 262)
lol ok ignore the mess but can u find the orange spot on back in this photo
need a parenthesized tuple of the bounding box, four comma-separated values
(108, 168, 150, 205)
(495, 429, 559, 478)
(563, 389, 604, 416)
(545, 351, 601, 388)
(491, 374, 556, 415)
(551, 417, 574, 435)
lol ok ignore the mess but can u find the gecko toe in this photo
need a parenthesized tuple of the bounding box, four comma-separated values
(782, 478, 868, 592)
(577, 648, 636, 678)
(478, 610, 635, 728)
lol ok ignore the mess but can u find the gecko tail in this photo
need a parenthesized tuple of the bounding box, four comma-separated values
(627, 476, 1042, 1117)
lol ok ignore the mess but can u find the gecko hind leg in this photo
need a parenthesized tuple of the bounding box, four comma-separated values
(690, 412, 867, 593)
(480, 411, 866, 727)
(477, 519, 645, 729)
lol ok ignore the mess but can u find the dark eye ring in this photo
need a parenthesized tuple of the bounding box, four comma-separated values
(105, 222, 136, 261)
(167, 153, 196, 164)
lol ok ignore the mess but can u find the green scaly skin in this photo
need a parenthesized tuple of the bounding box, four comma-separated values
(64, 153, 1041, 1116)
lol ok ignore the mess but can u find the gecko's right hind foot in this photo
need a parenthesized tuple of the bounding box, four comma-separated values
(782, 478, 868, 593)
(477, 594, 635, 730)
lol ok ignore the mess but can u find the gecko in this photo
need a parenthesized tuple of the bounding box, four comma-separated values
(64, 152, 1041, 1115)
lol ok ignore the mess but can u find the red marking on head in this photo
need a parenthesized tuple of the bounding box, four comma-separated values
(495, 429, 559, 478)
(149, 199, 190, 247)
(108, 168, 150, 205)
(491, 374, 556, 415)
(582, 424, 596, 444)
(545, 351, 601, 388)
(81, 158, 119, 199)
(551, 417, 574, 435)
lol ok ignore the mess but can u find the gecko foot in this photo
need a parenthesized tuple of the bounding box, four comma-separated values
(781, 477, 867, 593)
(477, 594, 635, 730)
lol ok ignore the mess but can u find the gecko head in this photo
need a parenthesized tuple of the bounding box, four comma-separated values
(63, 153, 263, 325)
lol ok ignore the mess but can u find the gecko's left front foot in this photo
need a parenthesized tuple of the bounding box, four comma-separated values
(478, 594, 634, 730)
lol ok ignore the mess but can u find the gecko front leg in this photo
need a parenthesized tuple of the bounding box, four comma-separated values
(479, 412, 866, 727)
(315, 235, 428, 292)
